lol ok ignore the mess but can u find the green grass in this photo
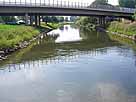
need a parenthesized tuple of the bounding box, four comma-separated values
(0, 22, 72, 49)
(0, 24, 40, 48)
(108, 21, 136, 36)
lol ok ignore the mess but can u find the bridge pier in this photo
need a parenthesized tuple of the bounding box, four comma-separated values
(102, 17, 106, 25)
(37, 16, 41, 26)
(25, 13, 29, 25)
(30, 16, 33, 26)
(98, 17, 102, 25)
(34, 15, 41, 27)
(35, 15, 38, 27)
(98, 17, 106, 26)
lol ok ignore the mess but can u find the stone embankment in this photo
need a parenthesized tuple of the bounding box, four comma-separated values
(106, 30, 136, 41)
(96, 26, 136, 41)
(0, 29, 52, 61)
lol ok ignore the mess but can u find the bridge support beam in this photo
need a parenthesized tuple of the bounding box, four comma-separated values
(35, 15, 38, 27)
(37, 15, 41, 26)
(98, 17, 102, 25)
(34, 15, 41, 27)
(25, 13, 29, 25)
(30, 16, 33, 26)
(102, 17, 105, 25)
(98, 17, 106, 26)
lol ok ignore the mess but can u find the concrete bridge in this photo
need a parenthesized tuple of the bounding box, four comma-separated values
(0, 0, 135, 26)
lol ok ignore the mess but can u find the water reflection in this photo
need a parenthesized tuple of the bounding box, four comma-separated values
(0, 25, 136, 102)
(48, 25, 82, 43)
(0, 48, 107, 72)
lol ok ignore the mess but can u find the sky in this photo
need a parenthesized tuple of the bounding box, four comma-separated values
(107, 0, 119, 5)
(1, 0, 119, 6)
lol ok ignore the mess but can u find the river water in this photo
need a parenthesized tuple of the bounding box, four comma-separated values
(0, 25, 136, 102)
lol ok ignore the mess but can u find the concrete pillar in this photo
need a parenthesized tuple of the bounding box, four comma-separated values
(25, 13, 29, 25)
(99, 17, 102, 25)
(35, 15, 38, 27)
(102, 17, 104, 25)
(101, 17, 103, 25)
(98, 17, 106, 26)
(30, 16, 32, 25)
(101, 17, 104, 25)
(38, 15, 41, 26)
(41, 16, 44, 22)
(34, 15, 41, 27)
(96, 17, 99, 25)
(103, 17, 106, 26)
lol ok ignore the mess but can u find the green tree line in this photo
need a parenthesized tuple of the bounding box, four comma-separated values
(92, 0, 136, 8)
(119, 0, 136, 8)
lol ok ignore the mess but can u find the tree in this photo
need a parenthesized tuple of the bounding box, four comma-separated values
(119, 0, 136, 8)
(51, 16, 59, 23)
(92, 0, 108, 5)
(76, 17, 97, 27)
(65, 17, 69, 22)
(1, 16, 16, 23)
(58, 17, 64, 22)
(70, 16, 77, 22)
(43, 16, 59, 23)
(43, 16, 52, 23)
(0, 17, 4, 23)
(132, 12, 136, 21)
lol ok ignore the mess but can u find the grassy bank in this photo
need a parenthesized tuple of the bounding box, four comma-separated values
(0, 24, 41, 49)
(108, 21, 136, 36)
(0, 22, 72, 49)
(109, 33, 136, 50)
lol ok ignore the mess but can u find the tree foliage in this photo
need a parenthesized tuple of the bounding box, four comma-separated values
(76, 17, 97, 27)
(92, 0, 108, 5)
(70, 16, 77, 22)
(0, 16, 16, 23)
(58, 17, 64, 22)
(132, 12, 136, 20)
(43, 16, 64, 23)
(119, 0, 136, 8)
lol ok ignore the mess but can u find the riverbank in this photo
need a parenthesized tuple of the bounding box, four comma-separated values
(0, 25, 41, 49)
(0, 24, 54, 61)
(0, 21, 71, 61)
(109, 32, 136, 49)
(107, 21, 136, 40)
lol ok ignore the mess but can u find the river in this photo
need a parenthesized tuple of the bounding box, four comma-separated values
(0, 25, 136, 102)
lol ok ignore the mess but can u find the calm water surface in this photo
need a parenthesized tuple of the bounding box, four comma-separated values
(0, 25, 136, 102)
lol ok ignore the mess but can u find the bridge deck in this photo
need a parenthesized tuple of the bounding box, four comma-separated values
(0, 1, 135, 16)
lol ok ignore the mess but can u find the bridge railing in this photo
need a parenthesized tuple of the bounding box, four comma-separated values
(0, 0, 89, 8)
(0, 0, 135, 13)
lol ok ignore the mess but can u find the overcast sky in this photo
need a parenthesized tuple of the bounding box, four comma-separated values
(0, 0, 119, 5)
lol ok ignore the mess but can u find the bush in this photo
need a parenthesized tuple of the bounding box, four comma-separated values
(0, 24, 40, 48)
(108, 21, 136, 36)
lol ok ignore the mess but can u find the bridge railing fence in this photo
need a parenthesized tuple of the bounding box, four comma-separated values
(0, 0, 90, 8)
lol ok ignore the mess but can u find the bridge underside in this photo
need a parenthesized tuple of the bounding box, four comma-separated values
(0, 6, 133, 17)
